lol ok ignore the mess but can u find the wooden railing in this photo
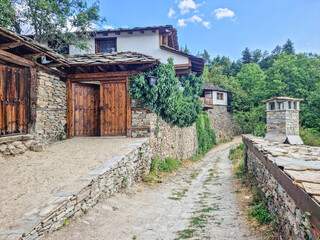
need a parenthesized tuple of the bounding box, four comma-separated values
(200, 97, 212, 105)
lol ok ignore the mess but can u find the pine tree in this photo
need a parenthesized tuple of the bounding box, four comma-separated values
(201, 50, 211, 66)
(271, 45, 282, 55)
(282, 39, 295, 55)
(241, 47, 252, 64)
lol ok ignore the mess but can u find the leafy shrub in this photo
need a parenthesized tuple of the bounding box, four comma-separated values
(129, 58, 203, 128)
(196, 112, 216, 155)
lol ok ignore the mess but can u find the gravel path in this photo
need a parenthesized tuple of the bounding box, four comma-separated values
(45, 136, 259, 240)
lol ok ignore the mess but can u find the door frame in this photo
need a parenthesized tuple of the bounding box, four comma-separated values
(67, 71, 132, 138)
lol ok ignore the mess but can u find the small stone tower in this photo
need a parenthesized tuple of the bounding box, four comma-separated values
(262, 97, 304, 145)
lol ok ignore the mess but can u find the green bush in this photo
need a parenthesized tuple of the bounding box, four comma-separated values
(300, 128, 320, 146)
(196, 112, 216, 155)
(129, 58, 203, 127)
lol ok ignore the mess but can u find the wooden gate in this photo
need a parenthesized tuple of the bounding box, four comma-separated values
(100, 81, 127, 136)
(0, 64, 29, 136)
(72, 83, 99, 136)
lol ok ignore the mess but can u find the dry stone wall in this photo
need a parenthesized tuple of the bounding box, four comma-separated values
(243, 136, 319, 239)
(206, 105, 241, 142)
(131, 108, 198, 160)
(32, 71, 67, 145)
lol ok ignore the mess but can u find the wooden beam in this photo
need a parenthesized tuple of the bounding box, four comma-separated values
(0, 41, 22, 50)
(0, 49, 33, 67)
(118, 64, 127, 71)
(21, 52, 44, 60)
(69, 60, 156, 67)
(135, 62, 157, 71)
(97, 66, 105, 72)
(68, 71, 136, 81)
(34, 62, 66, 79)
(78, 67, 87, 73)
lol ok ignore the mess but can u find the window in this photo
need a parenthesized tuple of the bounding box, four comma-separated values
(217, 92, 224, 100)
(95, 38, 116, 53)
(205, 91, 212, 99)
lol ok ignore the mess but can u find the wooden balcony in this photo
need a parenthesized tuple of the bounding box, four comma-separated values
(200, 97, 213, 105)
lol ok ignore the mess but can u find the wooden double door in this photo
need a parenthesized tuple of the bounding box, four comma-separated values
(0, 64, 29, 136)
(70, 78, 129, 137)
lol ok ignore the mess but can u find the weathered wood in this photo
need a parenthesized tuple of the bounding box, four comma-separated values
(129, 126, 150, 131)
(21, 53, 44, 60)
(136, 62, 157, 71)
(0, 49, 33, 67)
(0, 64, 29, 136)
(0, 41, 22, 50)
(29, 68, 37, 132)
(71, 83, 99, 136)
(68, 71, 133, 80)
(126, 76, 131, 137)
(118, 65, 127, 71)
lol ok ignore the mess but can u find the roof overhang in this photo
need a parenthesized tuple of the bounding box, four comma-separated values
(160, 45, 204, 76)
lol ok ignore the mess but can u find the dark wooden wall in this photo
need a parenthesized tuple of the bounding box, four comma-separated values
(0, 64, 29, 136)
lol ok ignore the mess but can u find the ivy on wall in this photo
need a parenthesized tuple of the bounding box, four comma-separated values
(129, 58, 204, 127)
(196, 112, 216, 155)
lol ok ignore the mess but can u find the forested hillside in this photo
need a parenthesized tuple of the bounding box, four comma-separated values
(201, 40, 320, 145)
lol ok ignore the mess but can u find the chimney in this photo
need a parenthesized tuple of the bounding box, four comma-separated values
(262, 97, 304, 145)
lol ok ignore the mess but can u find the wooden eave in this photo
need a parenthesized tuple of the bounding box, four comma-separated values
(160, 45, 204, 76)
(0, 28, 69, 68)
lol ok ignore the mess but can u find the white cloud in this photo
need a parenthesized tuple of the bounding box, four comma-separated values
(103, 25, 115, 30)
(213, 8, 235, 20)
(177, 19, 187, 27)
(189, 15, 202, 23)
(178, 0, 197, 14)
(202, 21, 211, 29)
(168, 8, 176, 18)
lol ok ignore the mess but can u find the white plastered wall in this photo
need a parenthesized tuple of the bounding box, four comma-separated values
(69, 30, 189, 65)
(212, 91, 228, 105)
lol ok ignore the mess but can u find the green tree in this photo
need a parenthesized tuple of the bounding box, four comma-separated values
(301, 83, 320, 132)
(0, 0, 105, 53)
(252, 49, 263, 63)
(271, 45, 282, 55)
(201, 49, 211, 66)
(282, 39, 295, 55)
(0, 0, 16, 28)
(241, 47, 252, 64)
(181, 44, 191, 54)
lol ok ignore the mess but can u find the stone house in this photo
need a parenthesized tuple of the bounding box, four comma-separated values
(200, 83, 241, 142)
(0, 26, 204, 159)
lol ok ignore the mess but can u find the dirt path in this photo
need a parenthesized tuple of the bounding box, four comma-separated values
(45, 136, 260, 240)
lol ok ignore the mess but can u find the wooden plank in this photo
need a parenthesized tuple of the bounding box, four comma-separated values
(29, 68, 37, 132)
(0, 49, 33, 67)
(126, 77, 131, 137)
(284, 170, 320, 184)
(66, 79, 72, 137)
(302, 182, 320, 196)
(68, 71, 133, 80)
(0, 41, 22, 50)
(0, 65, 4, 135)
(21, 52, 44, 60)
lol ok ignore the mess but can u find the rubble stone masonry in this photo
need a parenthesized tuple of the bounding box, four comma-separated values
(32, 71, 67, 145)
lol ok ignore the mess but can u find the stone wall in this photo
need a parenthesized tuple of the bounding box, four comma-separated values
(0, 135, 36, 157)
(131, 108, 198, 160)
(13, 138, 151, 240)
(206, 105, 241, 142)
(32, 71, 67, 145)
(243, 136, 319, 239)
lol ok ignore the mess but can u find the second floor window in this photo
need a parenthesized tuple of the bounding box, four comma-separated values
(95, 38, 116, 53)
(217, 92, 224, 100)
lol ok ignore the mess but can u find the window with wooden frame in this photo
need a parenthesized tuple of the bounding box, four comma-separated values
(95, 38, 117, 53)
(217, 92, 224, 100)
(204, 91, 212, 99)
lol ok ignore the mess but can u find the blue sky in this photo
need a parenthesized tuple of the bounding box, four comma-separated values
(96, 0, 320, 60)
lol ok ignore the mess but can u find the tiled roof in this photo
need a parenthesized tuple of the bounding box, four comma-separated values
(203, 83, 231, 93)
(65, 52, 159, 65)
(262, 97, 304, 103)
